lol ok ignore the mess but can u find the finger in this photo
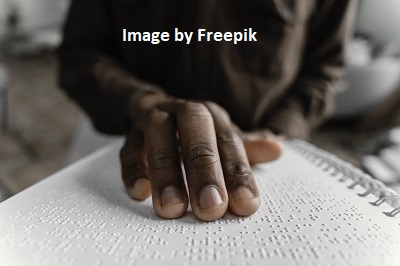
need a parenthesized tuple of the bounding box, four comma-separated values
(120, 130, 151, 200)
(175, 102, 228, 221)
(143, 109, 188, 219)
(241, 130, 283, 165)
(204, 102, 260, 217)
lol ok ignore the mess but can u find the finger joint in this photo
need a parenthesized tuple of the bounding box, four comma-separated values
(149, 149, 178, 170)
(225, 162, 252, 181)
(186, 144, 218, 169)
(217, 131, 241, 146)
(179, 102, 211, 117)
(144, 109, 171, 128)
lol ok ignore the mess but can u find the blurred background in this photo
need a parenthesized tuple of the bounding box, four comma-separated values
(1, 0, 400, 201)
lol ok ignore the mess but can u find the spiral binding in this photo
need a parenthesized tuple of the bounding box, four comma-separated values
(286, 139, 400, 218)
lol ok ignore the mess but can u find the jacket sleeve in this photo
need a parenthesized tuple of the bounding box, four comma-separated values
(57, 0, 162, 135)
(263, 0, 358, 139)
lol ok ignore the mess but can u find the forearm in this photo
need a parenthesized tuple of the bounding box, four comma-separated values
(263, 0, 357, 139)
(57, 0, 163, 135)
(264, 77, 339, 139)
(58, 48, 163, 134)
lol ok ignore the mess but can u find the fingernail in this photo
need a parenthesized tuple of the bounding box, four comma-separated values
(199, 185, 223, 210)
(233, 186, 255, 202)
(161, 186, 183, 206)
(127, 178, 150, 200)
(134, 178, 149, 192)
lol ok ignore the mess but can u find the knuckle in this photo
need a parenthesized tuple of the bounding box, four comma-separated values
(230, 162, 252, 176)
(144, 109, 170, 127)
(179, 102, 211, 117)
(203, 101, 223, 114)
(219, 108, 230, 122)
(217, 131, 241, 145)
(186, 144, 218, 169)
(225, 162, 253, 181)
(203, 101, 230, 119)
(202, 100, 218, 110)
(148, 148, 178, 169)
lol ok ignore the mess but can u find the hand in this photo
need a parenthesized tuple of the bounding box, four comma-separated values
(120, 92, 283, 221)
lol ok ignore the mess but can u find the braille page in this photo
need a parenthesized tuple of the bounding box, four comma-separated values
(0, 140, 399, 266)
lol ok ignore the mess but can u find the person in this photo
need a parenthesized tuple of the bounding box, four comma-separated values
(57, 0, 357, 221)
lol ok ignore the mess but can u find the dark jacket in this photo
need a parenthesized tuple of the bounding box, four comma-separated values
(58, 0, 357, 139)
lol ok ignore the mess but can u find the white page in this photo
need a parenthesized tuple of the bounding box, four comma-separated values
(0, 140, 399, 266)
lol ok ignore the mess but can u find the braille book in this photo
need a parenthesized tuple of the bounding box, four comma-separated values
(1, 140, 399, 266)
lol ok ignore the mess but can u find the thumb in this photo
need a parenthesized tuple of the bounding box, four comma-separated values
(241, 131, 284, 165)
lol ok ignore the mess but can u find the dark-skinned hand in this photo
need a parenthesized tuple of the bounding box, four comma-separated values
(120, 92, 283, 221)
